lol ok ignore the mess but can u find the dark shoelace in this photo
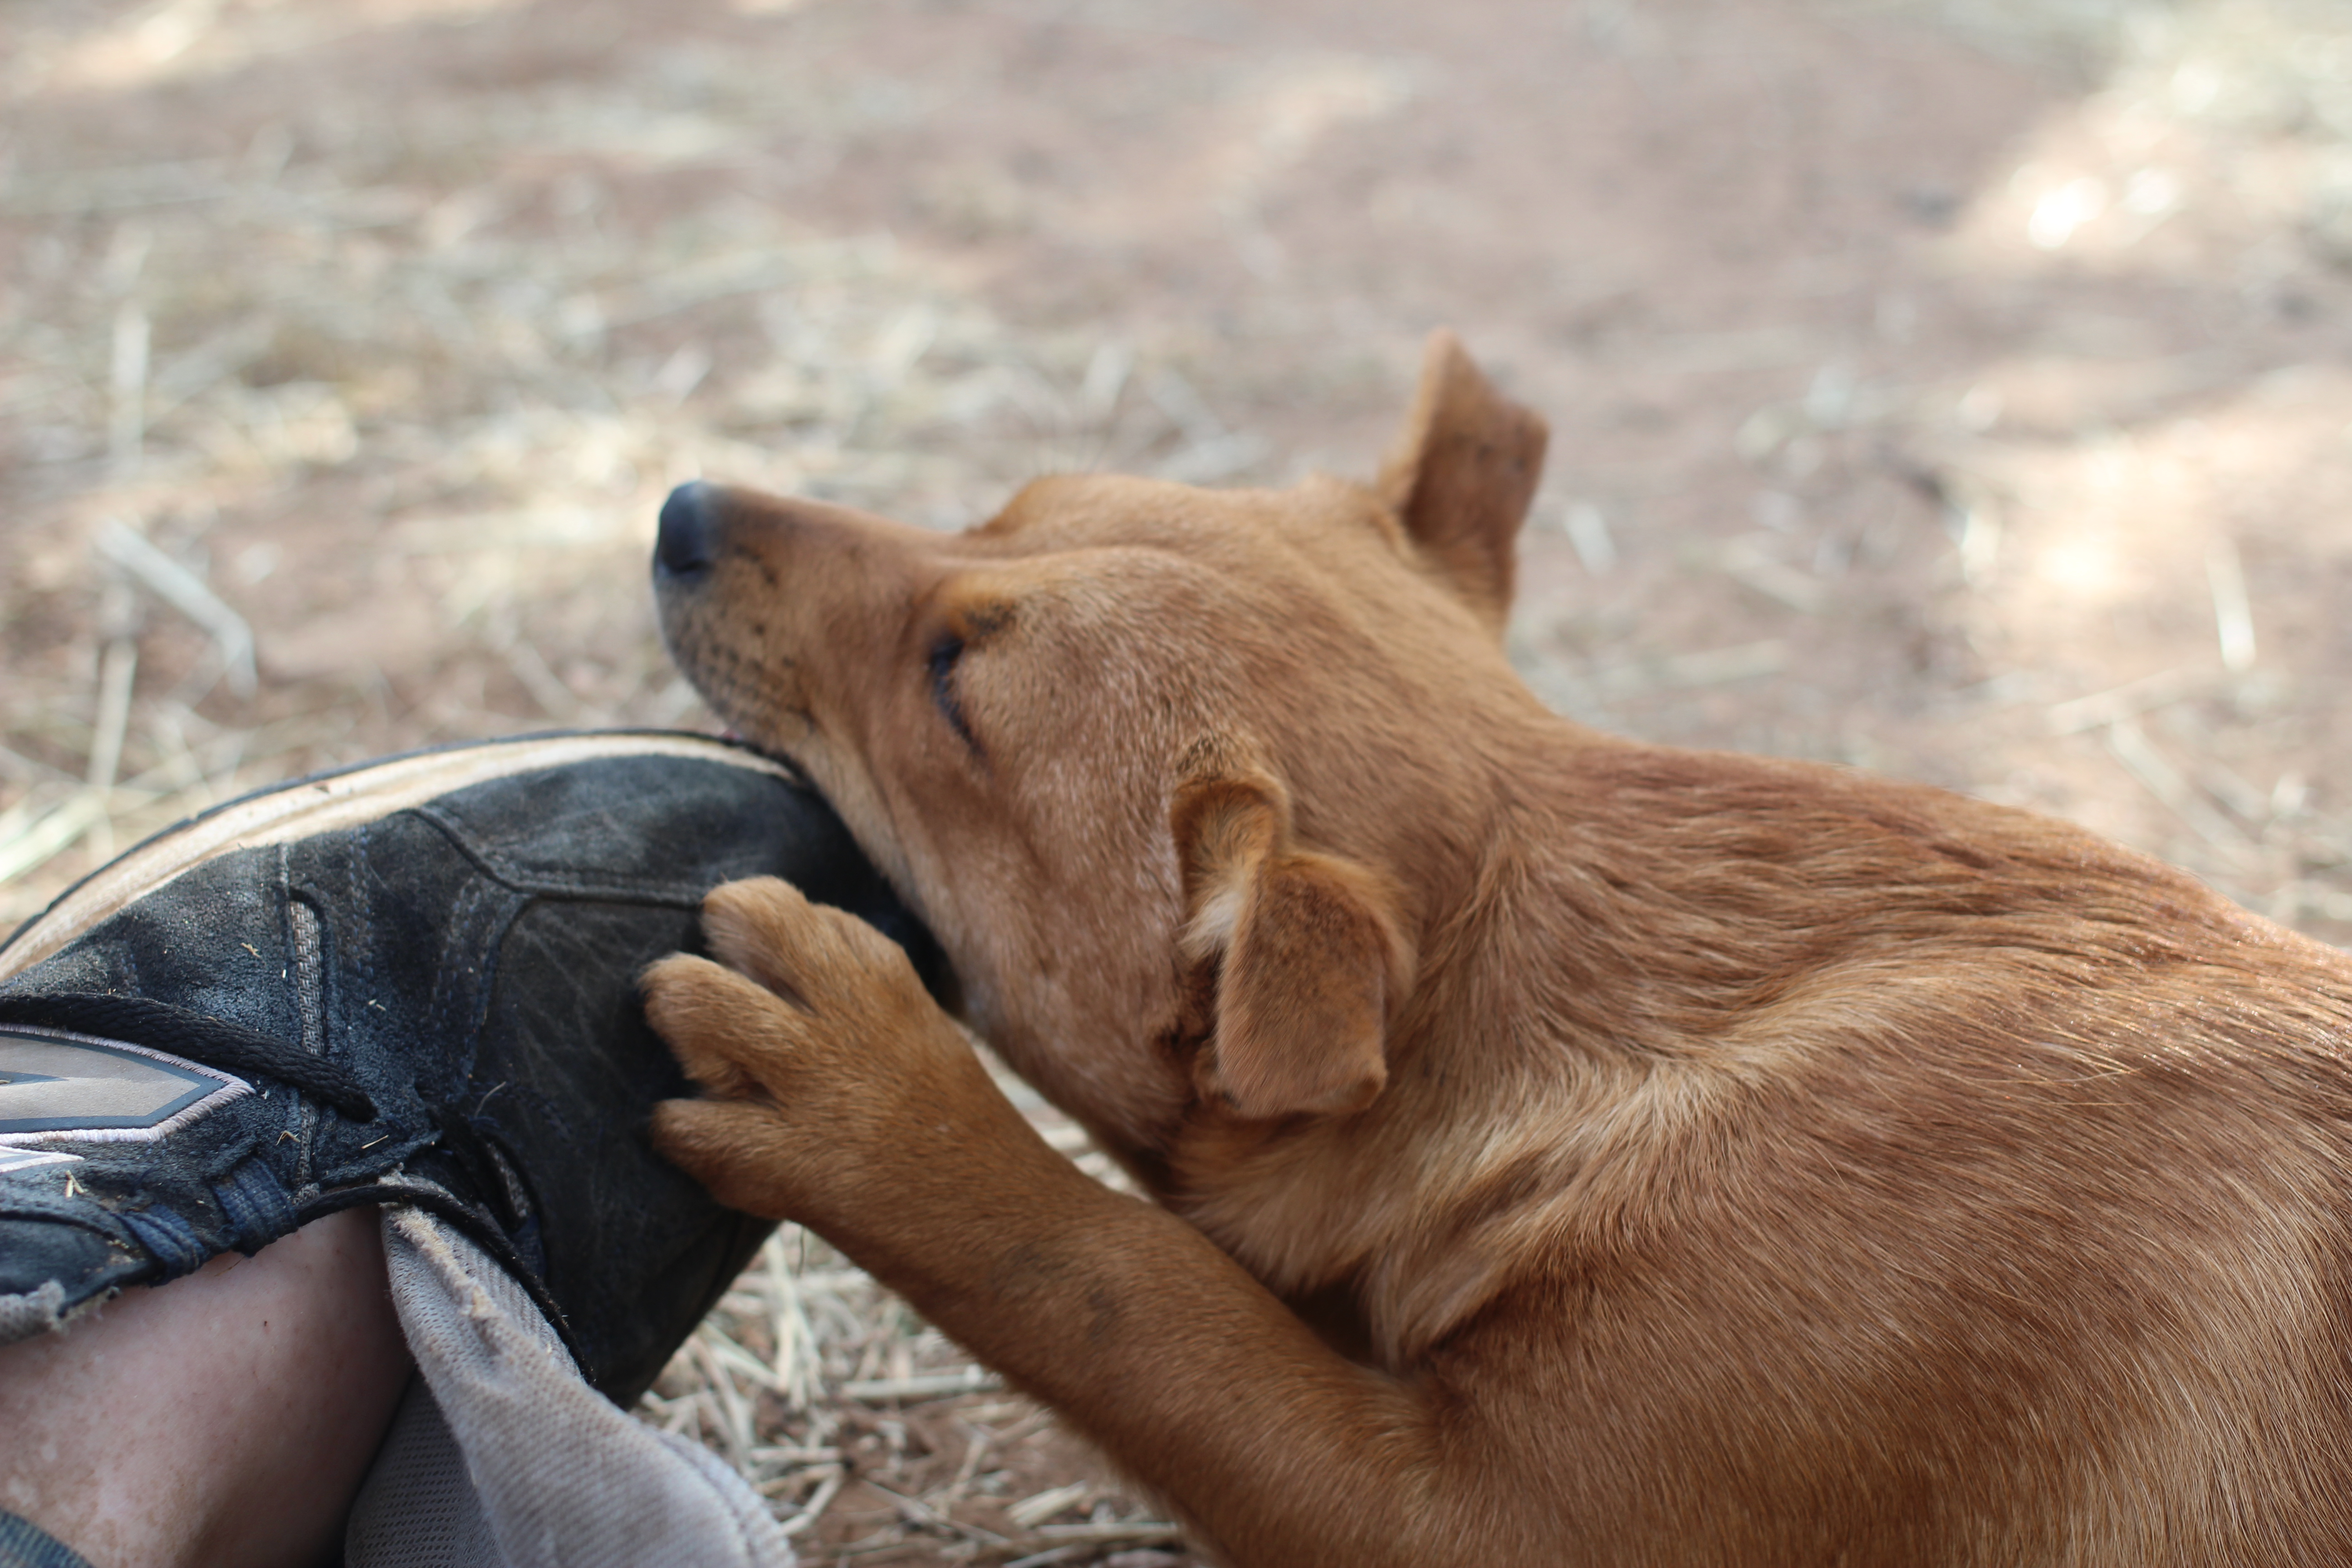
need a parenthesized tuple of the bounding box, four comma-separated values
(0, 992, 378, 1121)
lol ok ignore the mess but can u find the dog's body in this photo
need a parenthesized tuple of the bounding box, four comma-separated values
(644, 335, 2352, 1566)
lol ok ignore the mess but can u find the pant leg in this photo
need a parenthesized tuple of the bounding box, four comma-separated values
(344, 1209, 794, 1568)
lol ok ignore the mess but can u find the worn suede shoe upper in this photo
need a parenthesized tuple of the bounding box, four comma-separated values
(0, 732, 941, 1403)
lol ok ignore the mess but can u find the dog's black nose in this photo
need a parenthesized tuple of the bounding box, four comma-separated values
(656, 482, 720, 579)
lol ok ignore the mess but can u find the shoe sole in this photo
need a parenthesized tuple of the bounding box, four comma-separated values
(0, 731, 793, 985)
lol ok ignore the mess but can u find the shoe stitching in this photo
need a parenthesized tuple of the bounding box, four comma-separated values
(289, 888, 325, 1195)
(348, 822, 384, 1058)
(409, 799, 756, 906)
(419, 877, 515, 1098)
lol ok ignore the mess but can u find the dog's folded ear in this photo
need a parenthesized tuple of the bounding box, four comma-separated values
(1376, 329, 1550, 637)
(1173, 766, 1414, 1119)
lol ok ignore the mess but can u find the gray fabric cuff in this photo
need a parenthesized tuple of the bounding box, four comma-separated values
(345, 1208, 794, 1568)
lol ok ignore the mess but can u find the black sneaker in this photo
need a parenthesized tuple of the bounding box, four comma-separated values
(0, 731, 941, 1403)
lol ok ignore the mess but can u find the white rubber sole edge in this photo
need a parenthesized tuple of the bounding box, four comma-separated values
(0, 732, 792, 985)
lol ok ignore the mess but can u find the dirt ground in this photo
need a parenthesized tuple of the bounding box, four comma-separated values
(8, 0, 2352, 1561)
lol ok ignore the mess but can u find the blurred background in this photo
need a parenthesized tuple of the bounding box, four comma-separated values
(6, 0, 2352, 1559)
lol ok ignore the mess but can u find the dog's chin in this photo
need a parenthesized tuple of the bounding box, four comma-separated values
(662, 663, 797, 762)
(665, 657, 816, 759)
(708, 715, 804, 768)
(710, 714, 832, 797)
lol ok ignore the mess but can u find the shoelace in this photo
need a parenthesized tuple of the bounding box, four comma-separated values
(0, 991, 378, 1121)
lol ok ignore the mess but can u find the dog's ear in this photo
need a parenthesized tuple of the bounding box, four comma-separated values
(1173, 765, 1412, 1120)
(1375, 330, 1549, 636)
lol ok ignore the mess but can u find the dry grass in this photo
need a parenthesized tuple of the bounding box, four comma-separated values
(0, 8, 1235, 1561)
(6, 0, 2352, 1561)
(0, 127, 1231, 925)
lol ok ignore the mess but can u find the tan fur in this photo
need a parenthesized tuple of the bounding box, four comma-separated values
(643, 330, 2352, 1567)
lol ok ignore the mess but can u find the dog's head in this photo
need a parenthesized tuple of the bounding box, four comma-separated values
(654, 333, 1549, 1166)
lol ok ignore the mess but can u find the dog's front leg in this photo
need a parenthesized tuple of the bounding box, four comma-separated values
(642, 877, 1499, 1568)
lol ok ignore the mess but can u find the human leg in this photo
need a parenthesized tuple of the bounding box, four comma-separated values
(0, 1207, 407, 1568)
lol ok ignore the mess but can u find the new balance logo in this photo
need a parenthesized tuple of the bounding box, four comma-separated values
(0, 1029, 248, 1139)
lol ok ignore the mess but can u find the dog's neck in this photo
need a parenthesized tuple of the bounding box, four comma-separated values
(1160, 715, 1656, 1364)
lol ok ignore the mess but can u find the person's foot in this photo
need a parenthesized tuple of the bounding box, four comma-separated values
(0, 730, 941, 1401)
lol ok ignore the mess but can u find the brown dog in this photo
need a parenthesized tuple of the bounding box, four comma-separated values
(642, 333, 2352, 1567)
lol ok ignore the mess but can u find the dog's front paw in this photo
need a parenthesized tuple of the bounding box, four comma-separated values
(643, 876, 992, 1225)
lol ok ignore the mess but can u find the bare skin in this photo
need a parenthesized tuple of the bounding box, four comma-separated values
(0, 1208, 409, 1568)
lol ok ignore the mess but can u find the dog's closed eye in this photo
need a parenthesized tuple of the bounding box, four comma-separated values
(928, 632, 980, 754)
